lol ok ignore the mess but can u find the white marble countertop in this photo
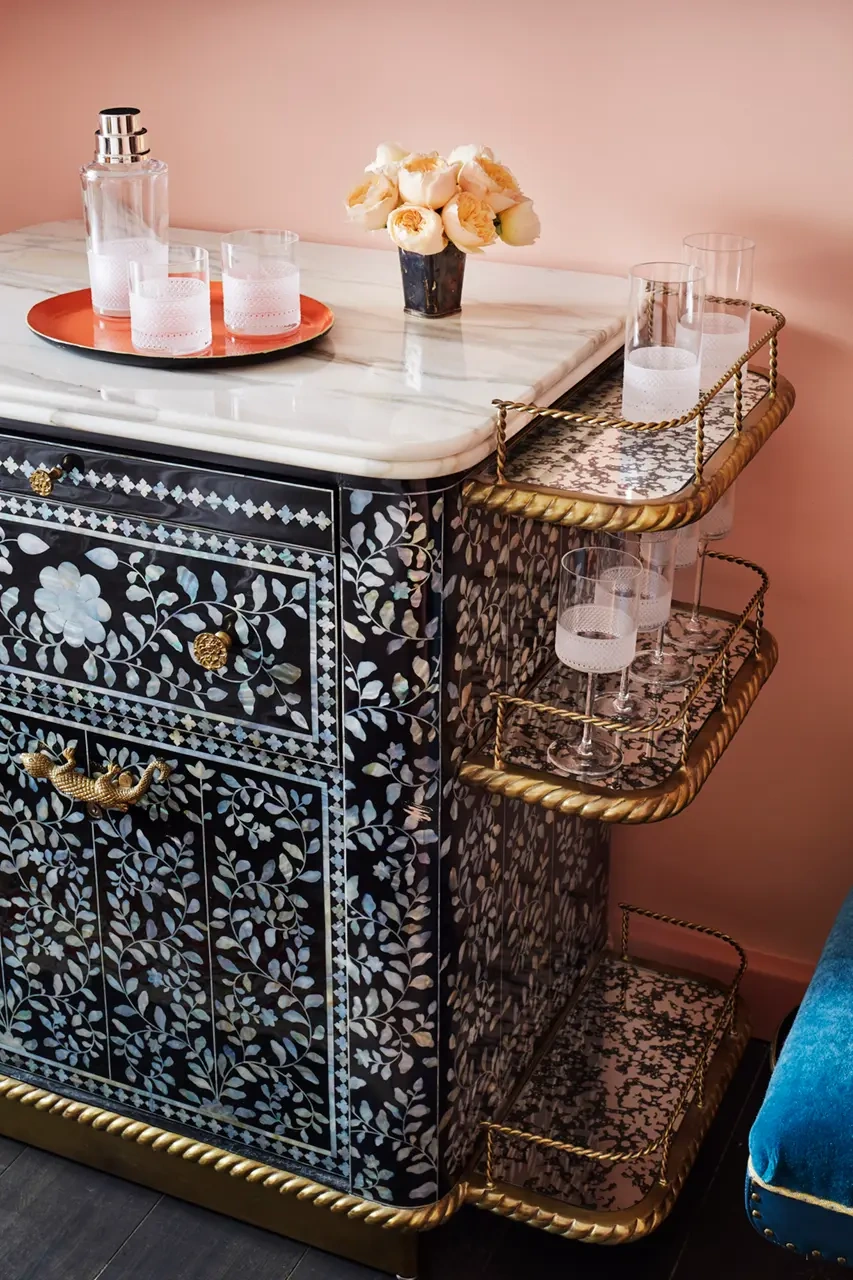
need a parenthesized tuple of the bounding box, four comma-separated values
(0, 221, 626, 481)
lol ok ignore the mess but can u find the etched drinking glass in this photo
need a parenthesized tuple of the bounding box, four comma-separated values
(679, 485, 737, 653)
(628, 531, 693, 689)
(595, 531, 679, 720)
(547, 545, 642, 779)
(622, 262, 704, 423)
(221, 229, 301, 337)
(683, 233, 755, 391)
(128, 244, 212, 355)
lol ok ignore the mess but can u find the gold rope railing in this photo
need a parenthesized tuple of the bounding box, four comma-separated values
(492, 301, 785, 485)
(492, 553, 769, 771)
(481, 904, 747, 1189)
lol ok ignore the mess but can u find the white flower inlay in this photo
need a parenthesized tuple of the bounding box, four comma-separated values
(34, 562, 111, 648)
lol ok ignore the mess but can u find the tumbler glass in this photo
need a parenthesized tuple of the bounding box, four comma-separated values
(683, 232, 755, 390)
(221, 229, 301, 336)
(622, 262, 704, 422)
(128, 244, 211, 355)
(547, 545, 642, 779)
(595, 531, 679, 721)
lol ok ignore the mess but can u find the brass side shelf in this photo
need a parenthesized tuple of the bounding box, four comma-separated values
(463, 301, 795, 534)
(465, 905, 750, 1244)
(460, 554, 776, 824)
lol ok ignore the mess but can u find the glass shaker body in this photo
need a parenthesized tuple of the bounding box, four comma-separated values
(80, 158, 168, 318)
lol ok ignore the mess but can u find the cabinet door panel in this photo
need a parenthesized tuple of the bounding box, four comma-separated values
(0, 713, 109, 1082)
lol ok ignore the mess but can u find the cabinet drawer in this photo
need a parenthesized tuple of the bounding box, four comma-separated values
(0, 431, 335, 552)
(0, 494, 337, 766)
(0, 708, 348, 1182)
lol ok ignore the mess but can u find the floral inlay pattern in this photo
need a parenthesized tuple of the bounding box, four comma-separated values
(34, 561, 112, 648)
(0, 506, 336, 765)
(0, 712, 347, 1182)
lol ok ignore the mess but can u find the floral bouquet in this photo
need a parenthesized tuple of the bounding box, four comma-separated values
(345, 143, 541, 315)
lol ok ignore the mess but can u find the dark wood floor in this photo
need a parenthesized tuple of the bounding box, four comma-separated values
(0, 1041, 840, 1279)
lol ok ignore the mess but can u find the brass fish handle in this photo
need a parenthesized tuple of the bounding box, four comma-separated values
(29, 453, 81, 497)
(193, 616, 235, 672)
(20, 745, 172, 817)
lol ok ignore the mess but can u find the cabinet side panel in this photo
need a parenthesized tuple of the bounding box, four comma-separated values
(339, 485, 444, 1207)
(438, 499, 609, 1185)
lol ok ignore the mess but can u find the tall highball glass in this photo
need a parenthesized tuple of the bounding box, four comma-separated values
(683, 232, 755, 391)
(622, 262, 704, 423)
(547, 545, 642, 780)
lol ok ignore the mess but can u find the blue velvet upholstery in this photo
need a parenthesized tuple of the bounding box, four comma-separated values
(746, 887, 853, 1265)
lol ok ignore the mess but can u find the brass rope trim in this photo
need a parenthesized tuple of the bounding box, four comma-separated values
(0, 1071, 466, 1232)
(465, 372, 794, 533)
(459, 627, 777, 823)
(492, 555, 768, 753)
(492, 302, 785, 437)
(466, 1017, 746, 1243)
(480, 909, 746, 1185)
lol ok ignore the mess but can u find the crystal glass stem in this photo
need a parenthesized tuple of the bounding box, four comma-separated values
(687, 537, 708, 632)
(578, 673, 596, 757)
(614, 665, 632, 713)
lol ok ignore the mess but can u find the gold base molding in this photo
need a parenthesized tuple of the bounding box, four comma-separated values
(465, 1000, 750, 1243)
(462, 371, 795, 534)
(460, 622, 777, 824)
(0, 1070, 466, 1276)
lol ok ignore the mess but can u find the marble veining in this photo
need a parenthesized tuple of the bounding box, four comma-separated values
(493, 361, 769, 501)
(0, 222, 627, 481)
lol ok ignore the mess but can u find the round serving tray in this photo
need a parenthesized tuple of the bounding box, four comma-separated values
(27, 283, 334, 369)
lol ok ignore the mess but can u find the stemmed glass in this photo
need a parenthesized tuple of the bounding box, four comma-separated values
(594, 531, 678, 721)
(679, 486, 736, 653)
(547, 546, 642, 779)
(630, 531, 693, 688)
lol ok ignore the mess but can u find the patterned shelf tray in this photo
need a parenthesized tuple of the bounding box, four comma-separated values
(463, 302, 795, 533)
(466, 905, 750, 1244)
(460, 556, 776, 823)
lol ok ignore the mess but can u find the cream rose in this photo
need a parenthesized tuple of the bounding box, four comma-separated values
(345, 172, 399, 231)
(448, 143, 495, 166)
(397, 153, 459, 210)
(457, 155, 522, 213)
(387, 204, 447, 255)
(498, 198, 541, 247)
(441, 192, 498, 253)
(366, 142, 409, 175)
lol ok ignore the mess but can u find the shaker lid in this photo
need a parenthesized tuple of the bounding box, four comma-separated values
(96, 108, 150, 162)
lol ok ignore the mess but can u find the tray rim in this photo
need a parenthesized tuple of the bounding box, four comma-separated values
(459, 613, 778, 824)
(26, 284, 335, 370)
(465, 997, 749, 1242)
(462, 367, 795, 533)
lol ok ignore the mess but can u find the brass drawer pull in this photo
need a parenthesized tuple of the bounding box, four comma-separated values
(194, 629, 233, 671)
(29, 453, 81, 497)
(20, 745, 172, 816)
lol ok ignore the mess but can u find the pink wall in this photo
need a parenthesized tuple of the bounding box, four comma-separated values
(2, 0, 853, 983)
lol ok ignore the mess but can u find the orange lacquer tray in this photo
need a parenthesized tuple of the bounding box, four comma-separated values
(27, 284, 335, 369)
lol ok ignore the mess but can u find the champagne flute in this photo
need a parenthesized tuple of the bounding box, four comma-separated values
(547, 545, 642, 779)
(595, 531, 678, 721)
(630, 530, 693, 689)
(679, 486, 736, 653)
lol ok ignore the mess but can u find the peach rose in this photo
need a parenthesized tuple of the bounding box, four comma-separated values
(441, 192, 498, 253)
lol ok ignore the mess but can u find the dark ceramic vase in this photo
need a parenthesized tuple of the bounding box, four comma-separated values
(398, 242, 466, 317)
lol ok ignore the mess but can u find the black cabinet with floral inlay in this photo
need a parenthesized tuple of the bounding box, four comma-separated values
(0, 426, 608, 1276)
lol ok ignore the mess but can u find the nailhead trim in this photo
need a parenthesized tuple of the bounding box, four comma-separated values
(764, 1228, 775, 1238)
(751, 1210, 761, 1220)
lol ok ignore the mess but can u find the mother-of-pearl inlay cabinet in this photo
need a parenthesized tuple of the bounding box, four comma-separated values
(0, 223, 793, 1275)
